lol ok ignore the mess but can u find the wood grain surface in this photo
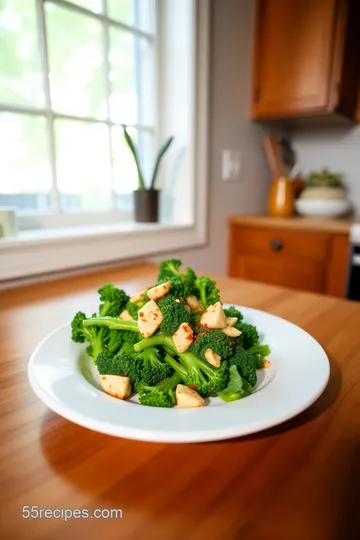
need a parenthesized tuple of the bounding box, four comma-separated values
(228, 215, 353, 235)
(1, 262, 360, 540)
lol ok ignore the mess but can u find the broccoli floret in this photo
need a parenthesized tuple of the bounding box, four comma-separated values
(106, 330, 123, 356)
(71, 311, 108, 362)
(98, 283, 130, 317)
(247, 344, 271, 369)
(137, 346, 173, 385)
(158, 258, 182, 279)
(193, 276, 220, 308)
(190, 328, 234, 360)
(158, 295, 192, 335)
(229, 347, 257, 387)
(136, 372, 182, 408)
(224, 306, 244, 323)
(96, 349, 125, 375)
(134, 337, 229, 397)
(157, 259, 197, 290)
(237, 322, 259, 349)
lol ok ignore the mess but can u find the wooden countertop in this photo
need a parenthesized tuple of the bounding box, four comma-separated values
(1, 262, 360, 540)
(228, 214, 354, 235)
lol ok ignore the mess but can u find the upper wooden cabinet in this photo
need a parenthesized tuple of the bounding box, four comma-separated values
(251, 0, 360, 122)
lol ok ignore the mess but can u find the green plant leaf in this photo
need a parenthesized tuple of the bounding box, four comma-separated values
(150, 136, 174, 190)
(122, 125, 146, 190)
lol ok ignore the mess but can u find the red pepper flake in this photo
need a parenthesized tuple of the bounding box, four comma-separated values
(139, 311, 144, 317)
(154, 313, 159, 318)
(186, 335, 193, 341)
(120, 372, 125, 376)
(188, 385, 197, 390)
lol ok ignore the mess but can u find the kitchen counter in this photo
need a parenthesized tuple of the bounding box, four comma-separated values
(228, 214, 354, 235)
(1, 262, 360, 540)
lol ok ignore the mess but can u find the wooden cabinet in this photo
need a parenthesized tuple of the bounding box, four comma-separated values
(251, 0, 360, 122)
(228, 217, 351, 297)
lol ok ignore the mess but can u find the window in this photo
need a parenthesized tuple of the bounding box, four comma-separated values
(0, 0, 209, 283)
(0, 0, 156, 223)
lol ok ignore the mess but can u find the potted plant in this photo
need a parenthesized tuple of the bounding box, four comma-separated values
(122, 125, 174, 223)
(301, 168, 346, 200)
(295, 168, 351, 218)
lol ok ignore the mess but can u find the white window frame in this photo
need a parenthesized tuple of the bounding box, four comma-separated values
(1, 0, 157, 227)
(0, 0, 210, 284)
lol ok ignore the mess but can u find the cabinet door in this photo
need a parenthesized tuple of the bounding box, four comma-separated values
(252, 0, 338, 119)
(232, 254, 326, 293)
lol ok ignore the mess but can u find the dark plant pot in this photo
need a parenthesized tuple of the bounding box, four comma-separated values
(134, 189, 159, 223)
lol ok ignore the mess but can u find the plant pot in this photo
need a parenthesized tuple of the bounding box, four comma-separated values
(133, 189, 159, 223)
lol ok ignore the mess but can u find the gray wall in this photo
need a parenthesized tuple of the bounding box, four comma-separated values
(156, 0, 271, 275)
(291, 126, 360, 213)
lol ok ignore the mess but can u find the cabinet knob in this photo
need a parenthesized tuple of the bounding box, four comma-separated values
(271, 239, 283, 251)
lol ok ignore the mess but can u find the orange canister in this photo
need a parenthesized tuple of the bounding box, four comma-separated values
(268, 176, 294, 217)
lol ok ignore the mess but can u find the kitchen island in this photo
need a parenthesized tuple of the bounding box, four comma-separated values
(1, 262, 360, 540)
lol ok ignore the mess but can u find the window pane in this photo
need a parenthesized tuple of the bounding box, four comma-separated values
(0, 0, 44, 107)
(70, 0, 103, 13)
(112, 126, 154, 198)
(109, 28, 155, 125)
(45, 3, 106, 119)
(0, 113, 51, 211)
(108, 0, 154, 33)
(54, 120, 112, 211)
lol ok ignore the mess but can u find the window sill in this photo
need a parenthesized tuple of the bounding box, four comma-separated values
(0, 221, 206, 283)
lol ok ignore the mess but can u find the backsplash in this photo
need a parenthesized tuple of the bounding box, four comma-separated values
(292, 126, 360, 214)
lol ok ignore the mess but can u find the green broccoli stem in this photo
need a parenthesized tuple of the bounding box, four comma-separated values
(92, 338, 104, 362)
(83, 317, 139, 332)
(134, 334, 175, 353)
(135, 336, 206, 380)
(164, 354, 187, 380)
(197, 285, 207, 308)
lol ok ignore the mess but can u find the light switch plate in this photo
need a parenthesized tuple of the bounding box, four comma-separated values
(222, 150, 242, 181)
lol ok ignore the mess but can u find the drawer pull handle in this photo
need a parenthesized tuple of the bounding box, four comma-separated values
(271, 239, 283, 251)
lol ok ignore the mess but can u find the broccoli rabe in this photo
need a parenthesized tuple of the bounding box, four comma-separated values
(98, 283, 129, 317)
(136, 372, 182, 408)
(229, 347, 257, 387)
(193, 276, 220, 308)
(158, 295, 192, 335)
(71, 311, 108, 362)
(190, 328, 234, 360)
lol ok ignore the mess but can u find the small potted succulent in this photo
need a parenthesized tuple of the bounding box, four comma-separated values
(296, 168, 351, 217)
(122, 125, 174, 223)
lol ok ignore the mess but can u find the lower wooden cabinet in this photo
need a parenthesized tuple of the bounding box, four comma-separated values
(228, 218, 351, 297)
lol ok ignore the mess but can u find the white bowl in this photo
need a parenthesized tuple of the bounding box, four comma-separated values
(295, 198, 351, 218)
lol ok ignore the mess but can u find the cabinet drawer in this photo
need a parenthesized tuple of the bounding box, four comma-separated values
(231, 225, 330, 262)
(232, 253, 326, 293)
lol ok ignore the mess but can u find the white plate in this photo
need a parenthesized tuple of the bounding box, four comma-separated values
(28, 305, 330, 443)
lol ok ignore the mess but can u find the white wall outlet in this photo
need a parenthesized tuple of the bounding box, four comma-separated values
(222, 150, 242, 181)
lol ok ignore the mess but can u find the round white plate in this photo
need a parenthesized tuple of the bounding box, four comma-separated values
(28, 305, 330, 443)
